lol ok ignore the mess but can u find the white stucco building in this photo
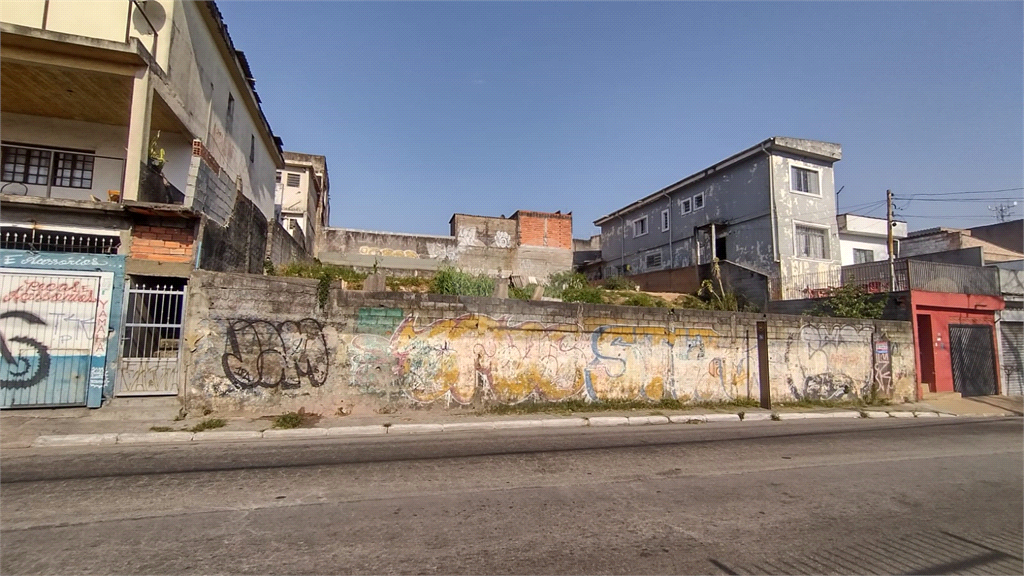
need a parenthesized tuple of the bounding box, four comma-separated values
(836, 213, 908, 266)
(275, 151, 330, 256)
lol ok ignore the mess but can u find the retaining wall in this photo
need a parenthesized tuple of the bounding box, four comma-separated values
(182, 271, 916, 414)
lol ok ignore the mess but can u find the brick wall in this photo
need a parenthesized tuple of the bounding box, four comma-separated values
(131, 224, 196, 263)
(514, 211, 572, 249)
(183, 270, 916, 414)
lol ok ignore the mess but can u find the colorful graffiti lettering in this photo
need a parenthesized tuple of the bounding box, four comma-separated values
(358, 246, 419, 259)
(221, 318, 329, 390)
(3, 279, 98, 303)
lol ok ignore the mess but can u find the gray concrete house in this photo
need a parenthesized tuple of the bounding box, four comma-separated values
(593, 137, 843, 301)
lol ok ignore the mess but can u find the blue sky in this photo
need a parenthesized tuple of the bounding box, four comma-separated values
(219, 1, 1023, 237)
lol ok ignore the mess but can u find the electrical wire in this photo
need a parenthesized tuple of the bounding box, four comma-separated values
(898, 187, 1023, 197)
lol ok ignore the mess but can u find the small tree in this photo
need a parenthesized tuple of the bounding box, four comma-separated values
(811, 285, 885, 319)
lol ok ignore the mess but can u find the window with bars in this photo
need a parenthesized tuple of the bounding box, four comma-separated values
(52, 151, 94, 188)
(791, 166, 820, 195)
(1, 145, 94, 189)
(2, 146, 51, 185)
(693, 192, 705, 210)
(661, 210, 670, 231)
(681, 198, 692, 214)
(1, 226, 120, 254)
(287, 173, 301, 187)
(796, 225, 829, 260)
(646, 252, 663, 268)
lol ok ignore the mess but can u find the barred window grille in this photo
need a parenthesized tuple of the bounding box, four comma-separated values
(1, 145, 94, 189)
(52, 152, 94, 188)
(2, 146, 51, 185)
(1, 227, 120, 254)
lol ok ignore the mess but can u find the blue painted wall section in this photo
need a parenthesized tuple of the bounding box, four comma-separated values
(0, 250, 126, 407)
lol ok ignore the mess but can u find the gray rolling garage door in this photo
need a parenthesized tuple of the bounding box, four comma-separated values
(1000, 322, 1023, 396)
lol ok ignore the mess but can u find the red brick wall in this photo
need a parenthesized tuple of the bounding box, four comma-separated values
(515, 211, 572, 249)
(131, 225, 196, 263)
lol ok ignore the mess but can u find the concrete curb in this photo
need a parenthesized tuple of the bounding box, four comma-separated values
(33, 433, 118, 447)
(889, 411, 916, 418)
(117, 432, 194, 444)
(587, 416, 629, 427)
(386, 424, 444, 435)
(25, 409, 962, 448)
(193, 430, 262, 442)
(325, 425, 388, 436)
(262, 428, 328, 439)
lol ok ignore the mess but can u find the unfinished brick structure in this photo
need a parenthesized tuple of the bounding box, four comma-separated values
(318, 209, 575, 282)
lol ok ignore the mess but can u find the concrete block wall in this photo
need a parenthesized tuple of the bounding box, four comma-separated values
(183, 270, 916, 414)
(265, 219, 312, 269)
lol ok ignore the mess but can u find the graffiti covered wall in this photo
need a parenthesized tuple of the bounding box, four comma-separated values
(183, 271, 916, 413)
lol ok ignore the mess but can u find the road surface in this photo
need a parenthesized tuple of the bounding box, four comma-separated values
(2, 417, 1021, 574)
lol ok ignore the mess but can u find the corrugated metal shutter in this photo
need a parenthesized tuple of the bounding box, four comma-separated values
(1000, 322, 1023, 396)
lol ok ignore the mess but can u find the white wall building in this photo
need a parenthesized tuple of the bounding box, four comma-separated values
(836, 213, 908, 266)
(275, 151, 330, 255)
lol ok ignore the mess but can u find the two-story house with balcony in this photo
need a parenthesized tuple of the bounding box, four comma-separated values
(0, 0, 284, 408)
(593, 137, 843, 306)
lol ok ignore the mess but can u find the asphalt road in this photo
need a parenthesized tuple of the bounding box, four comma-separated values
(1, 418, 1021, 575)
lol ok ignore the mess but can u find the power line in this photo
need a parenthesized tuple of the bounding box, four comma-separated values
(900, 187, 1024, 198)
(894, 196, 1023, 203)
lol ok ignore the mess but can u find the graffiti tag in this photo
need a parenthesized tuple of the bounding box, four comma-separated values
(221, 318, 329, 389)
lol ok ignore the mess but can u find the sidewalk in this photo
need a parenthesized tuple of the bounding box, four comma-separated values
(4, 397, 1017, 449)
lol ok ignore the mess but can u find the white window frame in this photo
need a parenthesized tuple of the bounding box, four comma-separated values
(692, 192, 705, 211)
(633, 216, 649, 237)
(793, 221, 831, 261)
(789, 162, 822, 197)
(853, 248, 874, 264)
(286, 172, 301, 187)
(661, 209, 670, 232)
(680, 197, 692, 215)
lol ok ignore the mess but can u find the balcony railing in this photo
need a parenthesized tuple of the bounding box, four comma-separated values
(0, 143, 126, 203)
(772, 260, 1001, 300)
(138, 161, 185, 205)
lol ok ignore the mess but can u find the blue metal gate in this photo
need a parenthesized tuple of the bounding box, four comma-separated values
(0, 269, 114, 408)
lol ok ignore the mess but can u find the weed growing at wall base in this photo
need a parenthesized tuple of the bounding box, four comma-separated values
(189, 418, 226, 433)
(481, 397, 760, 416)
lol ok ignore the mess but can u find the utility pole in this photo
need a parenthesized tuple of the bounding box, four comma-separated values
(887, 189, 896, 291)
(988, 201, 1019, 223)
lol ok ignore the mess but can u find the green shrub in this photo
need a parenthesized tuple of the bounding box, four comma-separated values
(429, 267, 495, 297)
(562, 285, 606, 304)
(809, 284, 886, 319)
(510, 285, 536, 301)
(620, 292, 670, 308)
(385, 275, 431, 291)
(188, 418, 226, 433)
(544, 271, 589, 299)
(602, 276, 637, 291)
